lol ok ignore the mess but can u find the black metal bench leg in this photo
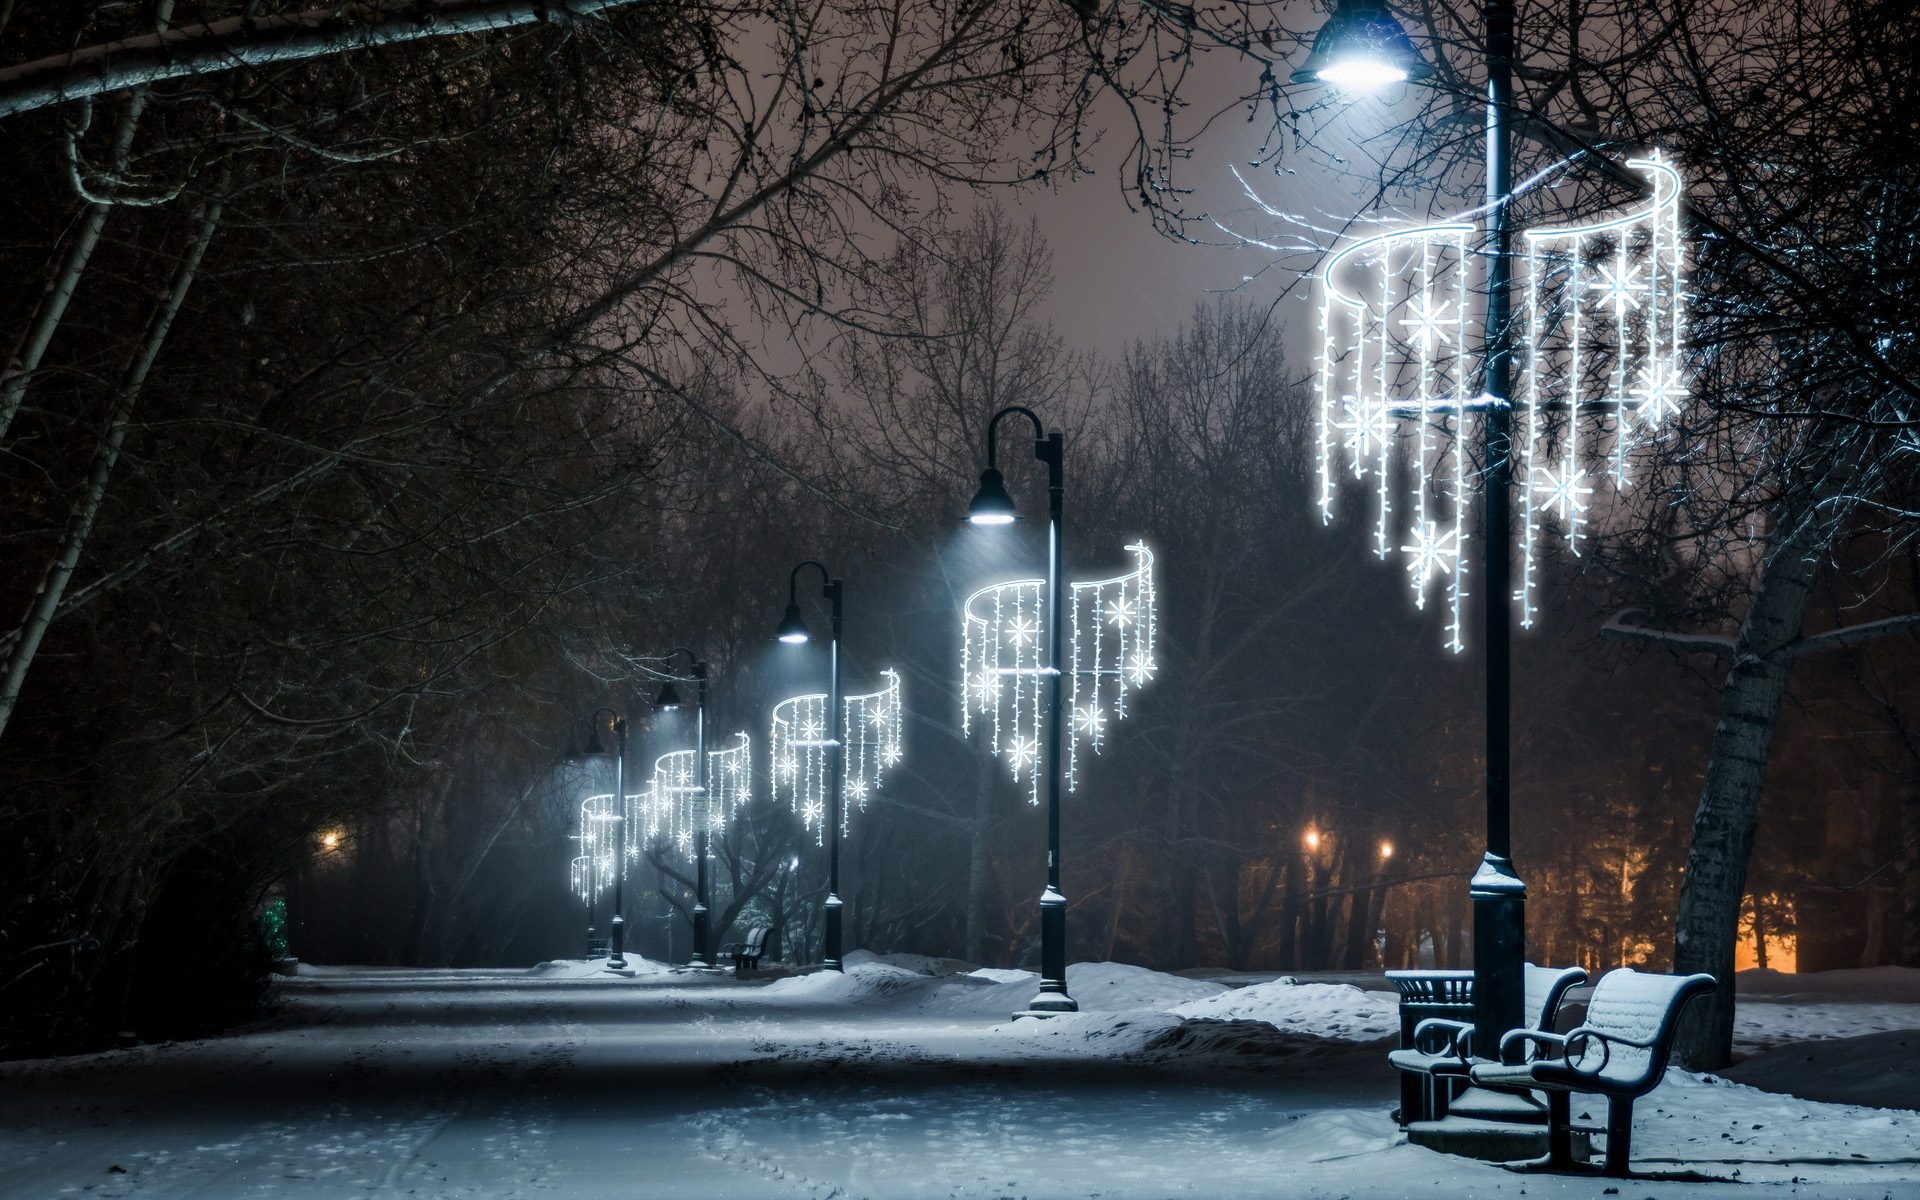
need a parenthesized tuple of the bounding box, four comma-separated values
(1546, 1089, 1575, 1168)
(1398, 1070, 1424, 1126)
(1603, 1096, 1634, 1177)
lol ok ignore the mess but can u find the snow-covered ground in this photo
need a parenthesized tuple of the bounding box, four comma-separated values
(0, 956, 1914, 1199)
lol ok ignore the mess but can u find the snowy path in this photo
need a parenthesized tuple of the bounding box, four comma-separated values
(1, 962, 1916, 1199)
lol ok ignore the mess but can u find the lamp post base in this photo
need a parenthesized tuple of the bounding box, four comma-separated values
(823, 894, 844, 972)
(608, 914, 626, 970)
(690, 903, 711, 968)
(1470, 853, 1527, 1056)
(1026, 886, 1076, 1016)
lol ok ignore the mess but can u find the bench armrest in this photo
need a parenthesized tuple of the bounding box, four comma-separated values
(1412, 1017, 1474, 1058)
(1497, 1027, 1572, 1063)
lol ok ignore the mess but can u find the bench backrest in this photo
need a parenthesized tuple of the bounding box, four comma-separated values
(1569, 968, 1716, 1093)
(745, 927, 769, 953)
(1524, 963, 1587, 1032)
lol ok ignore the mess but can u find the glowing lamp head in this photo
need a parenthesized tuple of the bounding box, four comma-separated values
(320, 829, 343, 851)
(1304, 828, 1322, 851)
(1316, 57, 1409, 91)
(1379, 840, 1395, 861)
(967, 467, 1019, 525)
(1289, 2, 1430, 94)
(775, 602, 810, 644)
(656, 679, 684, 710)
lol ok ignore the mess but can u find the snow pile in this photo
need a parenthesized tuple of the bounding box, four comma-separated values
(1063, 962, 1229, 1011)
(1170, 978, 1398, 1042)
(527, 956, 673, 979)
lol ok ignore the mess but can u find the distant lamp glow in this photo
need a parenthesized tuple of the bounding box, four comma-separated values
(776, 602, 811, 644)
(1304, 828, 1324, 852)
(1289, 2, 1430, 92)
(319, 829, 343, 851)
(967, 468, 1019, 525)
(1379, 840, 1395, 861)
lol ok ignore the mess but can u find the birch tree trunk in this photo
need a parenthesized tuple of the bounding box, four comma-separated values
(0, 0, 172, 440)
(0, 193, 223, 741)
(1672, 509, 1821, 1070)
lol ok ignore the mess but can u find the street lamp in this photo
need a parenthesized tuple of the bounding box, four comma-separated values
(1291, 0, 1528, 1057)
(1289, 1, 1431, 91)
(656, 647, 714, 967)
(772, 560, 849, 971)
(575, 707, 632, 969)
(965, 405, 1075, 1015)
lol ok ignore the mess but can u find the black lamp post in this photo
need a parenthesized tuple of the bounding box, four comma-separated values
(579, 706, 633, 967)
(966, 406, 1075, 1015)
(656, 647, 713, 968)
(1291, 0, 1526, 1054)
(773, 560, 847, 971)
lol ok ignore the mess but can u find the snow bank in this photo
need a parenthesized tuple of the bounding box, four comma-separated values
(1170, 978, 1398, 1042)
(527, 956, 673, 979)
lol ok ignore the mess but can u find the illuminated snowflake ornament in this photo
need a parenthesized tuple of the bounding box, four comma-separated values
(769, 669, 903, 844)
(572, 793, 622, 902)
(961, 542, 1158, 802)
(1314, 153, 1691, 646)
(640, 732, 752, 862)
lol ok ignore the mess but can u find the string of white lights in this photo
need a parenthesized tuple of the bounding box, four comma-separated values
(1313, 153, 1689, 647)
(572, 793, 621, 902)
(640, 732, 753, 861)
(1318, 222, 1475, 653)
(961, 543, 1160, 802)
(769, 669, 904, 844)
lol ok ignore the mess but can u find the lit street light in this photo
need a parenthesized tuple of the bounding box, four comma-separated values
(772, 560, 849, 971)
(656, 648, 714, 968)
(965, 405, 1075, 1015)
(574, 707, 631, 969)
(1291, 0, 1529, 1056)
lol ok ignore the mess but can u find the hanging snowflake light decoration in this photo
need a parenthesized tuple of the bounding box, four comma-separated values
(641, 732, 753, 860)
(769, 670, 904, 844)
(961, 542, 1159, 803)
(1313, 153, 1689, 647)
(573, 793, 621, 901)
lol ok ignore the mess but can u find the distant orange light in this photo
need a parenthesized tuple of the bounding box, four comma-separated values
(1379, 840, 1394, 861)
(320, 829, 343, 851)
(1304, 828, 1322, 851)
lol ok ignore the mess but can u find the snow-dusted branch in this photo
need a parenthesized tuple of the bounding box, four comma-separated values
(1781, 612, 1920, 661)
(1598, 608, 1738, 656)
(0, 0, 644, 120)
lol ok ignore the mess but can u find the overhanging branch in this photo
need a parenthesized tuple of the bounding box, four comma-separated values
(1782, 612, 1920, 661)
(0, 0, 645, 120)
(1599, 608, 1737, 656)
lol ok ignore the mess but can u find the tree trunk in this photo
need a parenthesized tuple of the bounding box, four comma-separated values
(1904, 785, 1920, 967)
(0, 194, 223, 741)
(1673, 511, 1820, 1070)
(0, 1, 170, 441)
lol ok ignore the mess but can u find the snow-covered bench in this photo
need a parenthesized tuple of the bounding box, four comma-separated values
(1385, 963, 1587, 1125)
(718, 927, 773, 974)
(1468, 967, 1716, 1176)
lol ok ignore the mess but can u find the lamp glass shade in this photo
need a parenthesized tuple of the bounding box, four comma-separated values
(1289, 2, 1430, 91)
(656, 680, 683, 709)
(967, 467, 1018, 525)
(776, 602, 810, 644)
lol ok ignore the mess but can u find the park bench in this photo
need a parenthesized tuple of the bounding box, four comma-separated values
(717, 927, 773, 975)
(585, 934, 611, 961)
(1468, 967, 1716, 1176)
(1386, 963, 1587, 1125)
